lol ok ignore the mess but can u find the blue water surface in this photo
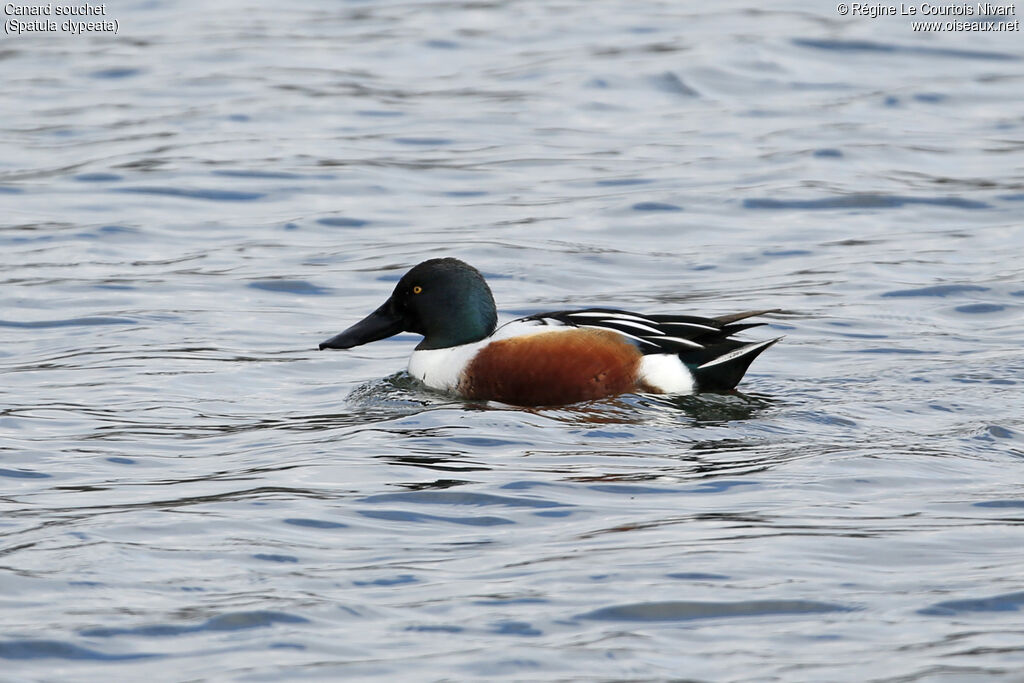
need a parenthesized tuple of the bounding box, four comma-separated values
(2, 0, 1023, 680)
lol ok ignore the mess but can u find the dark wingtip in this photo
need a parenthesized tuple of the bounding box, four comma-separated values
(713, 309, 783, 325)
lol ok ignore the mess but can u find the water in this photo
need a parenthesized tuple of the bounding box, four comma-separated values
(2, 0, 1023, 679)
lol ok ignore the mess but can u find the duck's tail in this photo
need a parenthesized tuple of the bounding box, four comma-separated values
(685, 336, 782, 391)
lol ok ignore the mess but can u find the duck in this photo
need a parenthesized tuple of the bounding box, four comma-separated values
(319, 257, 780, 406)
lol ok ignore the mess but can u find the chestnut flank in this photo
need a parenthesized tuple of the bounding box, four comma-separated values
(459, 329, 643, 406)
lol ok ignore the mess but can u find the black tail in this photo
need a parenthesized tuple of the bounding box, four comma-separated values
(684, 337, 781, 391)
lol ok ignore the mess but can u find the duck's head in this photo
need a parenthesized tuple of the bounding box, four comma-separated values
(319, 257, 498, 352)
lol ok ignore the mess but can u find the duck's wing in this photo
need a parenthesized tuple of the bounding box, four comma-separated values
(519, 307, 777, 350)
(517, 307, 782, 391)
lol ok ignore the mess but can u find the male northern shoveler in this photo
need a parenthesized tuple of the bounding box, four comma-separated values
(319, 257, 780, 407)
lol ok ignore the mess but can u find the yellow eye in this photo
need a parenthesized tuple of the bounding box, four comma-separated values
(412, 285, 423, 294)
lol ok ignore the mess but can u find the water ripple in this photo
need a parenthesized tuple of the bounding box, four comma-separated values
(792, 38, 1020, 62)
(0, 317, 135, 328)
(579, 600, 853, 622)
(744, 195, 991, 210)
(919, 591, 1024, 616)
(113, 187, 265, 201)
(81, 611, 309, 638)
(0, 640, 155, 661)
(361, 491, 568, 508)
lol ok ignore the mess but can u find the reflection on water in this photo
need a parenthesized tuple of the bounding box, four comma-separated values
(2, 0, 1024, 679)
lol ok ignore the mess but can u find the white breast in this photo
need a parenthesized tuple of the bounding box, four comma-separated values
(407, 342, 486, 392)
(407, 320, 576, 392)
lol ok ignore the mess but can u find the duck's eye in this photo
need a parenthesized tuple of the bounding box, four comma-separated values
(412, 285, 423, 294)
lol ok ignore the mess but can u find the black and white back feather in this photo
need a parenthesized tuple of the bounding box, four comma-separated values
(514, 307, 781, 391)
